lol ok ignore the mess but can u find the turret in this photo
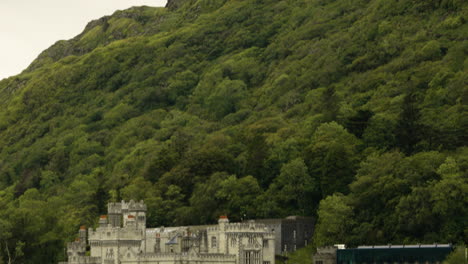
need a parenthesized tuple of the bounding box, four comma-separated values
(218, 215, 229, 230)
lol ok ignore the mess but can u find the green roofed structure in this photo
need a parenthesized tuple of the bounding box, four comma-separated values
(313, 244, 453, 264)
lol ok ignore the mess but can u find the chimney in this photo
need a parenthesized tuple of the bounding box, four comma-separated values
(127, 215, 136, 228)
(79, 226, 87, 242)
(99, 215, 108, 227)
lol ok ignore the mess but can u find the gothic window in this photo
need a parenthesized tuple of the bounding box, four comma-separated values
(106, 248, 114, 259)
(263, 240, 268, 248)
(211, 236, 217, 248)
(243, 250, 260, 264)
(231, 237, 237, 247)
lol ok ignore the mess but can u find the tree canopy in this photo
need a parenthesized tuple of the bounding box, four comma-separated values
(0, 0, 466, 262)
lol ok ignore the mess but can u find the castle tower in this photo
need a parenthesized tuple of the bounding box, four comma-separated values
(107, 202, 122, 227)
(122, 200, 147, 252)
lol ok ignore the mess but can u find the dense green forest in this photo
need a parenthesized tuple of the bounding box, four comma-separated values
(0, 0, 467, 262)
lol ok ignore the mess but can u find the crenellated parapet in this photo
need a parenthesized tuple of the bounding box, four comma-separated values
(224, 222, 271, 233)
(88, 226, 143, 241)
(121, 199, 147, 212)
(107, 202, 122, 214)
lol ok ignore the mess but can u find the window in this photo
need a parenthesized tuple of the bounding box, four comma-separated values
(211, 236, 217, 248)
(244, 250, 260, 264)
(263, 262, 270, 264)
(315, 261, 323, 264)
(263, 240, 268, 248)
(231, 237, 237, 247)
(154, 238, 161, 253)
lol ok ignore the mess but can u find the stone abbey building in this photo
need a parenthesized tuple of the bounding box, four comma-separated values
(62, 200, 276, 264)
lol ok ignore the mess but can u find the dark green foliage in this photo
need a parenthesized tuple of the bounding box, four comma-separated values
(0, 0, 466, 262)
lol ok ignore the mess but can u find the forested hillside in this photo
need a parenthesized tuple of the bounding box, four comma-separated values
(0, 0, 466, 262)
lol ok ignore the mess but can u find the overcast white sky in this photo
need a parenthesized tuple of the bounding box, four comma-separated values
(0, 0, 167, 80)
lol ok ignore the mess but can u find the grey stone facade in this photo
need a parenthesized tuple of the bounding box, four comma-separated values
(62, 200, 275, 264)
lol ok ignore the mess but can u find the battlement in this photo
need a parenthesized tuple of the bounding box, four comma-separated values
(88, 226, 143, 241)
(107, 202, 122, 214)
(225, 222, 270, 232)
(206, 221, 272, 234)
(121, 200, 147, 212)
